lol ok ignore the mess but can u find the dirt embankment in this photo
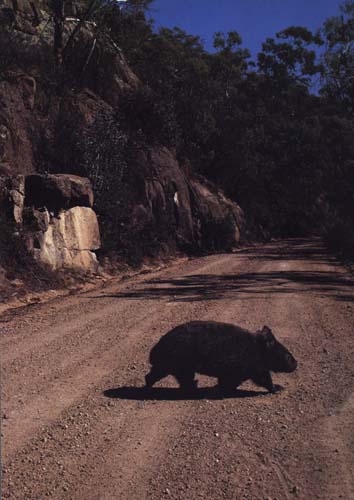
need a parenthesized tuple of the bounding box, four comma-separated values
(1, 238, 354, 500)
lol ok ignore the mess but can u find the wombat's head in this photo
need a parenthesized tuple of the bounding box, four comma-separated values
(257, 326, 297, 373)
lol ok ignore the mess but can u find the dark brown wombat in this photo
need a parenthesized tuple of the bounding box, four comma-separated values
(145, 321, 297, 393)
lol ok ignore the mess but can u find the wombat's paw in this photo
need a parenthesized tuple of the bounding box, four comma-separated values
(270, 384, 284, 394)
(145, 373, 153, 388)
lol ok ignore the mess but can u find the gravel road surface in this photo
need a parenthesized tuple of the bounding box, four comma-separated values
(1, 238, 354, 500)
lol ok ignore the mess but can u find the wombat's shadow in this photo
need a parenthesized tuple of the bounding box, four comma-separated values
(103, 386, 269, 401)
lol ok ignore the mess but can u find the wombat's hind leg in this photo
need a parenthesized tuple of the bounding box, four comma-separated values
(251, 371, 280, 393)
(145, 366, 168, 388)
(173, 369, 197, 391)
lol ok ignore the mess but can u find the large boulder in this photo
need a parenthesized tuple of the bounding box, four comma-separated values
(189, 178, 245, 251)
(143, 147, 194, 249)
(25, 174, 94, 211)
(126, 147, 194, 252)
(22, 174, 100, 271)
(32, 206, 100, 271)
(1, 173, 101, 272)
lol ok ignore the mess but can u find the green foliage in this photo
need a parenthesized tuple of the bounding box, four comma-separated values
(92, 0, 154, 65)
(325, 221, 354, 260)
(257, 27, 322, 88)
(127, 26, 217, 165)
(320, 1, 354, 113)
(56, 0, 354, 258)
(211, 31, 251, 85)
(213, 31, 243, 51)
(76, 111, 129, 249)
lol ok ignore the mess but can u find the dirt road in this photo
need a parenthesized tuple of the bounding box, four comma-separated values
(1, 238, 354, 500)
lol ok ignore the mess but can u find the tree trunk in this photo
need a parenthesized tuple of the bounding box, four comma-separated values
(52, 0, 65, 66)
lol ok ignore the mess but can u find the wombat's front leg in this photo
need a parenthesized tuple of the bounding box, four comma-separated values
(251, 371, 282, 394)
(173, 369, 198, 391)
(145, 366, 168, 388)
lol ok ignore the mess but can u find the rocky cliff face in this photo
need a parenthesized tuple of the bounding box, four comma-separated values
(0, 0, 246, 275)
(0, 0, 140, 175)
(126, 147, 245, 255)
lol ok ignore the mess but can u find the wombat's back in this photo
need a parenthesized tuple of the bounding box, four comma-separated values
(149, 320, 257, 372)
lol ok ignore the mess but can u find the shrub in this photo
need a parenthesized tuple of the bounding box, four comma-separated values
(325, 221, 354, 260)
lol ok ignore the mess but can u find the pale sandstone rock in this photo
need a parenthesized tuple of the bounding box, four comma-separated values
(34, 207, 100, 271)
(9, 188, 24, 224)
(0, 175, 25, 224)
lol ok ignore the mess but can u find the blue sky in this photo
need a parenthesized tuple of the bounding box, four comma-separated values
(148, 0, 343, 56)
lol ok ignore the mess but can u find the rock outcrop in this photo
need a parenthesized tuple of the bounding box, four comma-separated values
(0, 0, 140, 176)
(0, 0, 246, 273)
(25, 174, 94, 211)
(1, 173, 101, 272)
(189, 178, 245, 251)
(32, 206, 100, 271)
(128, 147, 245, 254)
(0, 175, 25, 224)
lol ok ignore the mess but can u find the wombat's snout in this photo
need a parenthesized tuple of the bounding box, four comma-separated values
(286, 353, 298, 372)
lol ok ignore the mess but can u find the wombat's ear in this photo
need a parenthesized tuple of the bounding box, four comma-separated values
(259, 326, 275, 348)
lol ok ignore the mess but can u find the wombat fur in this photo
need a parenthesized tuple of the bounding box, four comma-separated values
(145, 321, 297, 393)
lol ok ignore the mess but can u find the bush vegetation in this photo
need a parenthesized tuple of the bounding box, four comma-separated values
(47, 0, 354, 259)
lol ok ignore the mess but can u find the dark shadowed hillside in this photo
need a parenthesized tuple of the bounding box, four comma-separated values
(109, 1, 354, 253)
(0, 0, 353, 296)
(0, 0, 246, 293)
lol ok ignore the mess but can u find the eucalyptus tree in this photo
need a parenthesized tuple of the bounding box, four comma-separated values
(320, 0, 354, 113)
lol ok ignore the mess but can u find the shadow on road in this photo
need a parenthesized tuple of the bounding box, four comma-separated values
(103, 386, 268, 401)
(89, 239, 354, 303)
(94, 271, 354, 302)
(236, 237, 339, 263)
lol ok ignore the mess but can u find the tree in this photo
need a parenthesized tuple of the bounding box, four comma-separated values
(321, 0, 354, 113)
(258, 26, 322, 89)
(211, 31, 251, 85)
(94, 0, 154, 64)
(50, 0, 66, 66)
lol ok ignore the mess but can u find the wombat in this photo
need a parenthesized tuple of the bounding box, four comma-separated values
(145, 321, 297, 393)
